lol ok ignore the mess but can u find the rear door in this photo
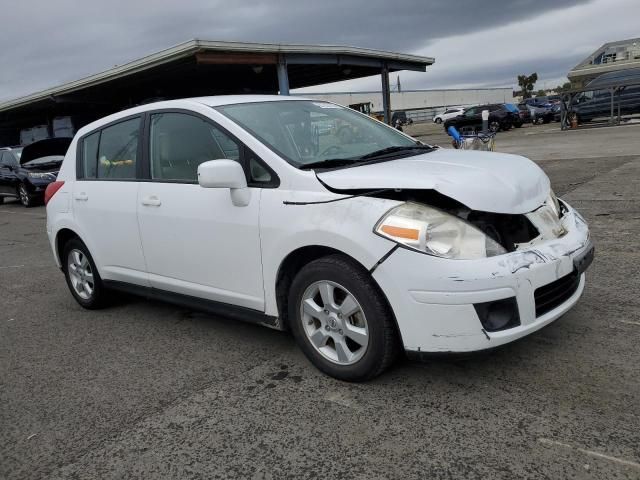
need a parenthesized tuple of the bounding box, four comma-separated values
(73, 116, 149, 286)
(136, 110, 265, 311)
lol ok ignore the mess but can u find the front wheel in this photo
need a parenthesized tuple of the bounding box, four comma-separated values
(18, 183, 35, 208)
(63, 238, 109, 309)
(288, 255, 399, 381)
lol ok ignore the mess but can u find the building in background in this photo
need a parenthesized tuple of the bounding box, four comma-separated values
(569, 37, 640, 88)
(296, 88, 513, 123)
(0, 39, 433, 145)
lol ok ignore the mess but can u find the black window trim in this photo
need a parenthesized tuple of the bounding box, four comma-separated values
(76, 114, 143, 182)
(140, 108, 280, 188)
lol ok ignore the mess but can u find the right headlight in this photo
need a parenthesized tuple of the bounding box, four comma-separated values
(374, 202, 506, 260)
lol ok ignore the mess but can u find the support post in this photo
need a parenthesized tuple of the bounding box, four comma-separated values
(381, 64, 391, 125)
(610, 87, 614, 125)
(277, 56, 290, 96)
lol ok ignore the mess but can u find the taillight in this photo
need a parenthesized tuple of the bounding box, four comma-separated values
(44, 181, 65, 205)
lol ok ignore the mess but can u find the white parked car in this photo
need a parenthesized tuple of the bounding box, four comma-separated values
(45, 96, 594, 381)
(433, 107, 465, 124)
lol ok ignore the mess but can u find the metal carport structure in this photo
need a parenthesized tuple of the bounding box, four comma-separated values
(0, 40, 434, 145)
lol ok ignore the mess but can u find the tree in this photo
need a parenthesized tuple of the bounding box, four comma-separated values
(517, 73, 538, 99)
(555, 82, 572, 93)
(536, 89, 546, 97)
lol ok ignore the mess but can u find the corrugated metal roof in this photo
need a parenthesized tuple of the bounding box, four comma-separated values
(0, 39, 434, 113)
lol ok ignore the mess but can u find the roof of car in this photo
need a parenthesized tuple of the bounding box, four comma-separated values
(190, 94, 312, 107)
(72, 95, 321, 139)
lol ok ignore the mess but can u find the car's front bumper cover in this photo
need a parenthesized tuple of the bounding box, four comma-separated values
(371, 201, 593, 353)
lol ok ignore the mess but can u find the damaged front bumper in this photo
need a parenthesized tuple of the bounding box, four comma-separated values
(371, 200, 593, 354)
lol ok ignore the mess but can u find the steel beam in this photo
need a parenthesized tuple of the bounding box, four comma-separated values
(381, 64, 391, 125)
(277, 57, 290, 95)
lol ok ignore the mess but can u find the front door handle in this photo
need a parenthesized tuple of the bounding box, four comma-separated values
(74, 193, 88, 201)
(141, 195, 161, 207)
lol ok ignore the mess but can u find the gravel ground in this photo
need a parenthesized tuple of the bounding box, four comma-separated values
(1, 123, 639, 479)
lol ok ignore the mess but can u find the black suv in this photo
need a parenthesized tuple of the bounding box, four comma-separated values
(443, 104, 518, 133)
(0, 138, 71, 207)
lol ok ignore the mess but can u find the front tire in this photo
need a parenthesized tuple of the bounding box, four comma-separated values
(18, 183, 35, 208)
(288, 254, 399, 381)
(63, 238, 109, 309)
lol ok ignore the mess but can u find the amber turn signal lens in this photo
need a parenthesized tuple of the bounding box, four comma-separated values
(380, 225, 419, 240)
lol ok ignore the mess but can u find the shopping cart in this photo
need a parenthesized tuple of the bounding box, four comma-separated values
(447, 126, 496, 151)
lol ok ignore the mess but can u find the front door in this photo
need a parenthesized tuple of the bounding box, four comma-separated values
(136, 111, 264, 311)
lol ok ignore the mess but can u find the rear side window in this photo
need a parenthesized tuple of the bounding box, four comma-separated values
(149, 112, 240, 182)
(82, 132, 100, 178)
(96, 118, 140, 179)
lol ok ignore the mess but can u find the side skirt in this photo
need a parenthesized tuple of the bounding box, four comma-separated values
(102, 280, 281, 329)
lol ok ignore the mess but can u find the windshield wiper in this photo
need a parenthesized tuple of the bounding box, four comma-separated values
(300, 158, 362, 170)
(357, 145, 435, 160)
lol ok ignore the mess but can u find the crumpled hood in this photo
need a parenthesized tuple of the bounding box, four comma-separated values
(316, 149, 550, 214)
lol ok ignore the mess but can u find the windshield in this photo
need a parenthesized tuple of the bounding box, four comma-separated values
(215, 100, 418, 168)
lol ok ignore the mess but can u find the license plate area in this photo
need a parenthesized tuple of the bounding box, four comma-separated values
(573, 243, 595, 275)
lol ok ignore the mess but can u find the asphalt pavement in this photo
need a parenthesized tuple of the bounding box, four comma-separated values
(1, 123, 639, 479)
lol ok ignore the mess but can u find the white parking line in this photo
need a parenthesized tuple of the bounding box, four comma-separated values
(0, 265, 25, 269)
(538, 438, 640, 470)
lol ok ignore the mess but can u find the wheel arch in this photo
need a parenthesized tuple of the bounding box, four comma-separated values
(55, 228, 82, 269)
(274, 245, 399, 339)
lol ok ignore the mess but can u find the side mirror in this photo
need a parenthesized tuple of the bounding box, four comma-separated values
(197, 159, 250, 206)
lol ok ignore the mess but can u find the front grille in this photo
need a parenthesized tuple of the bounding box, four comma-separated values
(534, 271, 581, 317)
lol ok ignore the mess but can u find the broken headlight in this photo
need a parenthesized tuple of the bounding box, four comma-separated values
(375, 202, 507, 259)
(547, 189, 561, 217)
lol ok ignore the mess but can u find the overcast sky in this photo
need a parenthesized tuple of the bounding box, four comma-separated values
(1, 0, 638, 101)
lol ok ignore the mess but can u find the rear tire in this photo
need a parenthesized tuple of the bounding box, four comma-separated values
(435, 118, 442, 124)
(288, 254, 399, 381)
(63, 238, 110, 309)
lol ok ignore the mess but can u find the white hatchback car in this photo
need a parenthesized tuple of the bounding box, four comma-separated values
(45, 95, 594, 381)
(433, 107, 465, 124)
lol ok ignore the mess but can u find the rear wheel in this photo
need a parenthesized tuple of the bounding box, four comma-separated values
(63, 238, 109, 309)
(489, 121, 500, 133)
(18, 183, 35, 208)
(435, 117, 442, 124)
(0, 196, 4, 205)
(288, 254, 399, 381)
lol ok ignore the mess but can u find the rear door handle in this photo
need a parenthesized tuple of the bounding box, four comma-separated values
(141, 195, 161, 207)
(74, 193, 88, 201)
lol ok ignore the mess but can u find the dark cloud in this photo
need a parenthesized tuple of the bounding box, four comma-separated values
(0, 0, 590, 101)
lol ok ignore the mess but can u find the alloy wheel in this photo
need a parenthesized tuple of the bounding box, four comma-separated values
(67, 249, 95, 300)
(18, 185, 29, 206)
(300, 280, 369, 365)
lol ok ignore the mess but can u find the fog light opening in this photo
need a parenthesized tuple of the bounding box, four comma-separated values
(473, 297, 520, 332)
